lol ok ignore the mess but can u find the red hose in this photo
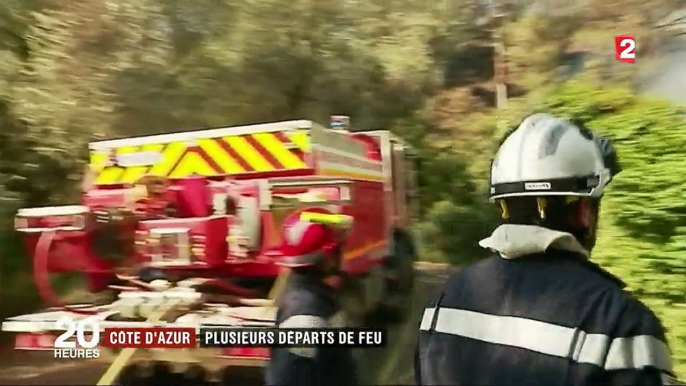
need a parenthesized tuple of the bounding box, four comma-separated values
(33, 231, 99, 315)
(33, 230, 260, 313)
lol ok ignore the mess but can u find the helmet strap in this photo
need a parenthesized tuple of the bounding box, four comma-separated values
(501, 195, 597, 251)
(536, 198, 547, 220)
(498, 200, 509, 220)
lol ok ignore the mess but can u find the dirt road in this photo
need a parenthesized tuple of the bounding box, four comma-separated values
(0, 263, 451, 385)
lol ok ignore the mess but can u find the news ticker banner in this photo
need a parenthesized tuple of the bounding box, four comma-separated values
(98, 327, 387, 349)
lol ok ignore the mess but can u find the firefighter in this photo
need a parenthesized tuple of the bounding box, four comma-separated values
(266, 208, 358, 386)
(415, 113, 682, 386)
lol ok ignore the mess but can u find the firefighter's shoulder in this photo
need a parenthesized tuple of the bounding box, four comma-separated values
(278, 287, 333, 328)
(418, 256, 499, 315)
(605, 288, 671, 366)
(573, 264, 672, 375)
(430, 255, 504, 295)
(609, 287, 667, 336)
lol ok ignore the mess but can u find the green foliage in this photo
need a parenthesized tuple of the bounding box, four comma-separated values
(393, 114, 499, 264)
(412, 147, 497, 264)
(532, 80, 686, 376)
(415, 200, 497, 264)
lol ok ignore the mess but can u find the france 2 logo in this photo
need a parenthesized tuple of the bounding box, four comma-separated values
(615, 35, 636, 64)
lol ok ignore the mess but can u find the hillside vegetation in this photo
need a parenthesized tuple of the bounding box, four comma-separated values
(0, 0, 684, 376)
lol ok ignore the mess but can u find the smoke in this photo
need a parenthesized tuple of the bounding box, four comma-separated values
(641, 39, 686, 102)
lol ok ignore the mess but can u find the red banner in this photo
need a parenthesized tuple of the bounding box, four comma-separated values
(102, 327, 196, 349)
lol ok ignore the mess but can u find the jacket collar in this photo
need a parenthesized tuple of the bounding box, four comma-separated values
(479, 224, 589, 259)
(479, 224, 625, 288)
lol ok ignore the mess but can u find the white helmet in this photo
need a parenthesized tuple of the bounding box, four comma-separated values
(489, 113, 621, 202)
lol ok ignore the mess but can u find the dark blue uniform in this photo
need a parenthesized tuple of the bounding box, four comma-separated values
(415, 247, 677, 385)
(266, 272, 358, 386)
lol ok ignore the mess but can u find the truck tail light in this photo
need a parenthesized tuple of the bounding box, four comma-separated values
(15, 206, 90, 233)
(220, 347, 269, 359)
(15, 333, 56, 351)
(148, 228, 191, 266)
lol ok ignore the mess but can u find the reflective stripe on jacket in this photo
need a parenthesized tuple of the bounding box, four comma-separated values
(415, 225, 677, 386)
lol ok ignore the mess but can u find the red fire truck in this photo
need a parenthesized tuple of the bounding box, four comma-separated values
(2, 116, 419, 382)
